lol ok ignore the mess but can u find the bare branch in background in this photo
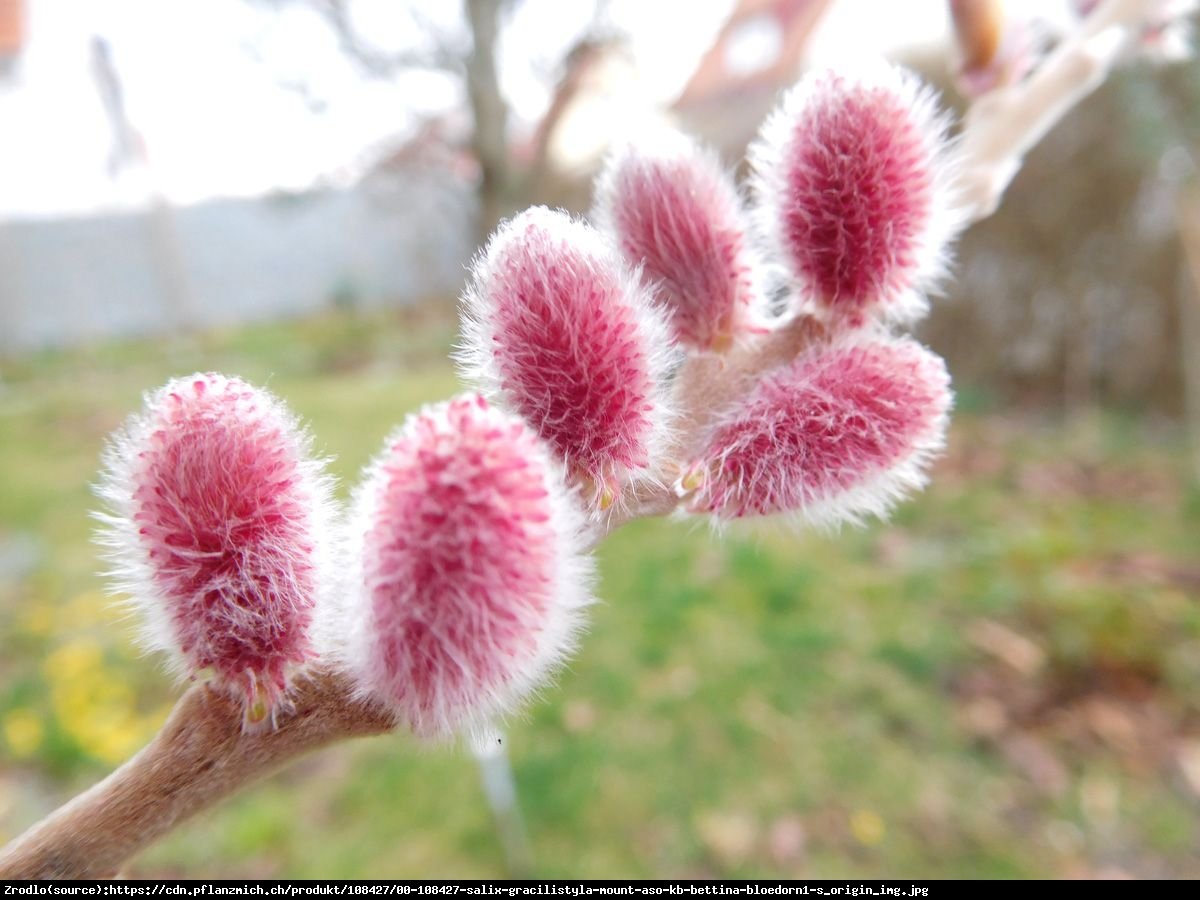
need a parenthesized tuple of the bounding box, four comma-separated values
(953, 0, 1194, 223)
(464, 0, 510, 240)
(526, 38, 609, 192)
(313, 0, 461, 76)
(244, 0, 615, 241)
(244, 0, 462, 76)
(464, 0, 617, 238)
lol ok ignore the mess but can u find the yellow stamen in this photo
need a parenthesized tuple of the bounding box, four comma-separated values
(710, 332, 734, 354)
(680, 466, 706, 494)
(598, 481, 617, 510)
(245, 682, 269, 727)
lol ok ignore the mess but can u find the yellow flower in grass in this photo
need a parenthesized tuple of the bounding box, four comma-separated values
(850, 809, 886, 846)
(19, 603, 54, 638)
(44, 635, 148, 764)
(43, 636, 104, 682)
(3, 709, 44, 758)
(66, 589, 117, 627)
(73, 706, 145, 765)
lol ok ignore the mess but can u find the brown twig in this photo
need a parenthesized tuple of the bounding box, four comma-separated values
(0, 669, 394, 879)
(950, 0, 1006, 75)
(955, 0, 1166, 222)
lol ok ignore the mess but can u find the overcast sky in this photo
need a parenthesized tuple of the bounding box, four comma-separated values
(0, 0, 1066, 220)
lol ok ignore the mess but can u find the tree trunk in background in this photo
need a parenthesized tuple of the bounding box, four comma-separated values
(465, 0, 511, 244)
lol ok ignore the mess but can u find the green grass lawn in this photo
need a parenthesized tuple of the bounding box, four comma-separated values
(2, 306, 1199, 878)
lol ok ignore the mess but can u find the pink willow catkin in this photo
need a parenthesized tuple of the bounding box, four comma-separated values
(458, 206, 676, 509)
(750, 63, 960, 327)
(346, 394, 592, 741)
(685, 337, 952, 528)
(97, 373, 333, 723)
(86, 61, 965, 751)
(594, 130, 764, 350)
(664, 61, 961, 525)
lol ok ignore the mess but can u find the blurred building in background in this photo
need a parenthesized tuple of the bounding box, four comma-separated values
(0, 185, 472, 351)
(0, 0, 473, 353)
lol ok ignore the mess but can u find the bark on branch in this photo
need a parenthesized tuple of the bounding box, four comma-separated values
(956, 0, 1171, 222)
(0, 670, 394, 880)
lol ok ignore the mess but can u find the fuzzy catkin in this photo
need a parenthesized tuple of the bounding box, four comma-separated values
(458, 206, 678, 508)
(595, 130, 765, 350)
(96, 373, 335, 720)
(685, 336, 952, 528)
(750, 62, 961, 328)
(346, 394, 594, 741)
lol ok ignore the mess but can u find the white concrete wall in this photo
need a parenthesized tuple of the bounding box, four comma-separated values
(0, 179, 474, 352)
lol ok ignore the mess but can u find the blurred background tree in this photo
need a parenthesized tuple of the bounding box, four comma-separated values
(247, 0, 623, 241)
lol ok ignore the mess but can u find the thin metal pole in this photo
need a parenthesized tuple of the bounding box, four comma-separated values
(472, 732, 533, 877)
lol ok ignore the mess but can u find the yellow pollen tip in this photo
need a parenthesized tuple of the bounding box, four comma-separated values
(598, 482, 617, 510)
(680, 467, 706, 494)
(710, 332, 734, 353)
(245, 691, 269, 726)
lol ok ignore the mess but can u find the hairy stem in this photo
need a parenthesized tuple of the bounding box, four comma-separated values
(956, 0, 1158, 222)
(0, 669, 394, 879)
